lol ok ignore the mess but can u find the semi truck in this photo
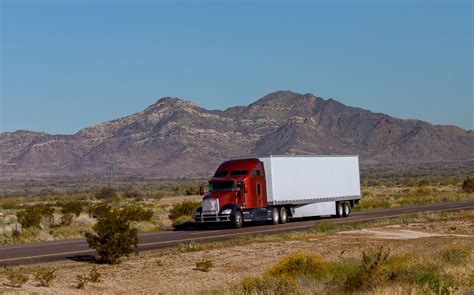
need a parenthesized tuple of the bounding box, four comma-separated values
(194, 155, 361, 228)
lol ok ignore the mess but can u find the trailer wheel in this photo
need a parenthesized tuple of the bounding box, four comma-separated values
(336, 202, 343, 218)
(232, 210, 243, 229)
(271, 208, 280, 225)
(343, 202, 350, 217)
(279, 207, 288, 224)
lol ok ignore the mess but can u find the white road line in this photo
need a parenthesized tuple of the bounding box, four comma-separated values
(1, 205, 472, 263)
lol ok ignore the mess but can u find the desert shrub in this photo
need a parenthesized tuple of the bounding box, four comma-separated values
(89, 266, 101, 282)
(185, 185, 199, 195)
(168, 200, 201, 222)
(88, 203, 111, 218)
(405, 262, 454, 293)
(0, 231, 13, 245)
(0, 199, 18, 210)
(439, 177, 458, 186)
(194, 259, 214, 272)
(416, 186, 431, 195)
(61, 201, 83, 217)
(359, 198, 391, 210)
(38, 204, 55, 223)
(123, 190, 142, 199)
(266, 252, 329, 282)
(436, 244, 471, 266)
(85, 204, 153, 264)
(16, 206, 43, 228)
(34, 267, 56, 287)
(76, 275, 88, 289)
(60, 213, 74, 226)
(120, 204, 154, 221)
(343, 246, 390, 292)
(362, 190, 373, 197)
(146, 191, 164, 201)
(95, 187, 117, 200)
(239, 275, 297, 294)
(5, 268, 29, 287)
(461, 177, 474, 193)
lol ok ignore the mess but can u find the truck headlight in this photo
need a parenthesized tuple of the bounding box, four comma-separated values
(221, 209, 232, 215)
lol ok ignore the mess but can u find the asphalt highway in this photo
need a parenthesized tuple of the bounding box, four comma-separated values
(1, 200, 473, 266)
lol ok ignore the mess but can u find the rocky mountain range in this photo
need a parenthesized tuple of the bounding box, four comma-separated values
(1, 91, 473, 178)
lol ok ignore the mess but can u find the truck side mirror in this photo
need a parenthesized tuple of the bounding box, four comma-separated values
(199, 185, 205, 195)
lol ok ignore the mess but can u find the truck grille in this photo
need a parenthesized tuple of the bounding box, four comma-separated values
(202, 198, 219, 214)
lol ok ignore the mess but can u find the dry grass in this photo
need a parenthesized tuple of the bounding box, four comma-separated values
(0, 210, 472, 294)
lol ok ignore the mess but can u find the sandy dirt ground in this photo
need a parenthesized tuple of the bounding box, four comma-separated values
(1, 218, 473, 294)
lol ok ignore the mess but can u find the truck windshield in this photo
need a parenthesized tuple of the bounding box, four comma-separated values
(209, 181, 234, 191)
(213, 170, 228, 177)
(230, 170, 248, 176)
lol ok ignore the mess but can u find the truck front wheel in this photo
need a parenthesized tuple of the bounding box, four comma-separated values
(279, 207, 288, 224)
(232, 210, 243, 229)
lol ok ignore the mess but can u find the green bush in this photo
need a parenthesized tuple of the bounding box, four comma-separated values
(405, 262, 453, 293)
(95, 187, 117, 200)
(38, 204, 55, 223)
(84, 204, 153, 264)
(168, 200, 201, 222)
(61, 201, 83, 217)
(16, 206, 43, 228)
(436, 244, 471, 266)
(239, 275, 297, 294)
(266, 252, 329, 281)
(461, 177, 474, 193)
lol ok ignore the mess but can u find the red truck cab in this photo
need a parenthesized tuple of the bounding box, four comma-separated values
(194, 158, 268, 228)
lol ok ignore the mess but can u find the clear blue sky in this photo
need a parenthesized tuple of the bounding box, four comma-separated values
(1, 0, 472, 134)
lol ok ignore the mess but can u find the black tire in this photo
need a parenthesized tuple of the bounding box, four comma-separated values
(232, 210, 243, 229)
(271, 207, 279, 225)
(279, 207, 288, 224)
(336, 202, 343, 218)
(343, 202, 351, 217)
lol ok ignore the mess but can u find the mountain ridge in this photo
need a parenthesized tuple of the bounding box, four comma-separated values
(1, 91, 472, 177)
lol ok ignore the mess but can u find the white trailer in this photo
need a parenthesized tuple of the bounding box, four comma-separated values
(195, 155, 362, 228)
(260, 155, 361, 218)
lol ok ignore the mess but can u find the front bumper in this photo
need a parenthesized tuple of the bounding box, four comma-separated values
(194, 212, 232, 223)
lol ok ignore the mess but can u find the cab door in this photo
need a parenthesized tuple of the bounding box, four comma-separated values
(256, 182, 263, 207)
